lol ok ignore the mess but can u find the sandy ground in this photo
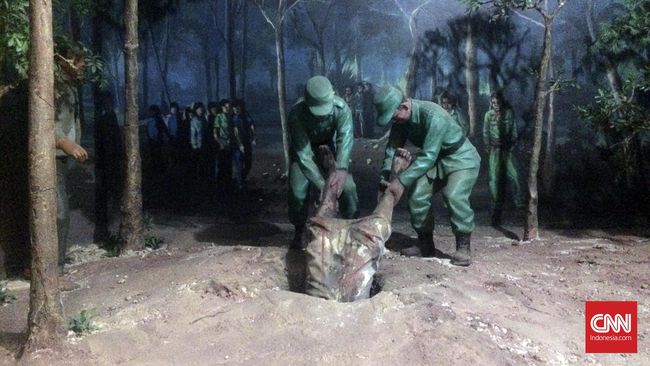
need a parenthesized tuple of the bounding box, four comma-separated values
(1, 134, 649, 365)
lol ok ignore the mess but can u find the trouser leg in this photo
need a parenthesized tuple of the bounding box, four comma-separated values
(56, 158, 70, 270)
(441, 167, 479, 235)
(408, 174, 435, 234)
(504, 152, 523, 207)
(243, 143, 253, 181)
(288, 161, 311, 227)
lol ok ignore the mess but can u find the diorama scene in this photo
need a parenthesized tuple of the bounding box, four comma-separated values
(0, 0, 648, 364)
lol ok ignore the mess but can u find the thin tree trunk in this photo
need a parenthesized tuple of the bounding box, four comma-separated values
(524, 18, 553, 241)
(120, 0, 144, 251)
(205, 54, 213, 102)
(70, 11, 85, 130)
(23, 0, 65, 353)
(465, 16, 478, 137)
(405, 41, 418, 97)
(586, 0, 623, 103)
(542, 59, 557, 198)
(91, 13, 104, 122)
(215, 57, 220, 100)
(141, 33, 149, 109)
(226, 0, 236, 99)
(275, 7, 290, 172)
(241, 0, 249, 99)
(146, 19, 171, 106)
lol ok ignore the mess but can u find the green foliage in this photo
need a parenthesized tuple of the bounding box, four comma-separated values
(459, 0, 539, 17)
(0, 0, 106, 88)
(0, 0, 29, 80)
(67, 309, 98, 336)
(145, 235, 164, 250)
(102, 232, 122, 258)
(142, 213, 163, 250)
(578, 0, 650, 191)
(0, 281, 16, 305)
(596, 0, 650, 56)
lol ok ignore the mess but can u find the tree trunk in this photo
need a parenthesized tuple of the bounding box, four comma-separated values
(205, 54, 213, 102)
(542, 59, 557, 199)
(120, 0, 144, 251)
(141, 33, 149, 110)
(215, 57, 220, 101)
(91, 12, 104, 123)
(70, 11, 86, 130)
(275, 6, 290, 172)
(405, 41, 418, 97)
(523, 18, 553, 242)
(23, 0, 65, 353)
(146, 19, 171, 107)
(241, 0, 249, 99)
(586, 0, 623, 103)
(465, 16, 478, 137)
(226, 0, 236, 99)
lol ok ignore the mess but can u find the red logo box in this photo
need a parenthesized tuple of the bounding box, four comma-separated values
(585, 301, 637, 353)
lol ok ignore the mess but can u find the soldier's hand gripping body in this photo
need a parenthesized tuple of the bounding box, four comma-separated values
(374, 85, 481, 266)
(288, 76, 359, 249)
(305, 146, 412, 302)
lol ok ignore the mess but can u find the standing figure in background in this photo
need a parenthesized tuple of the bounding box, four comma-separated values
(190, 102, 206, 179)
(165, 102, 180, 168)
(342, 86, 354, 106)
(440, 90, 469, 137)
(147, 104, 171, 175)
(352, 83, 365, 138)
(55, 50, 89, 273)
(94, 92, 123, 243)
(362, 81, 375, 138)
(231, 99, 256, 189)
(483, 91, 524, 226)
(288, 76, 359, 249)
(214, 99, 232, 192)
(206, 102, 221, 181)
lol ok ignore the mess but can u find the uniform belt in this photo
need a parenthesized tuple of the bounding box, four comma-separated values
(441, 137, 465, 156)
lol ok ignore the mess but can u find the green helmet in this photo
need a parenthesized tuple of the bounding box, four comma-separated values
(305, 76, 335, 116)
(373, 85, 403, 127)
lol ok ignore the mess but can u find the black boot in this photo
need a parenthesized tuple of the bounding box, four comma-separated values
(451, 233, 471, 266)
(290, 224, 306, 250)
(491, 208, 502, 227)
(401, 232, 434, 257)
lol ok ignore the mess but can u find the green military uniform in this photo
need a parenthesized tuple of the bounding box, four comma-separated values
(288, 76, 359, 227)
(483, 108, 523, 214)
(449, 108, 469, 137)
(380, 100, 480, 235)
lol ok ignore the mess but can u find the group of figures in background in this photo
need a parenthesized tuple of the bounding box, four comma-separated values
(145, 99, 256, 195)
(342, 81, 377, 139)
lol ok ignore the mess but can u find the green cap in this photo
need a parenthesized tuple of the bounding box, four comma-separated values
(373, 85, 403, 127)
(305, 76, 335, 116)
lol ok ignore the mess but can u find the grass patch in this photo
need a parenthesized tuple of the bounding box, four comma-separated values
(0, 281, 16, 305)
(102, 232, 122, 257)
(145, 235, 163, 250)
(68, 309, 98, 336)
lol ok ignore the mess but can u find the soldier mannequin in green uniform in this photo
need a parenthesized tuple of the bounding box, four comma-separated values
(375, 85, 480, 266)
(439, 90, 469, 137)
(288, 76, 359, 249)
(483, 91, 523, 226)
